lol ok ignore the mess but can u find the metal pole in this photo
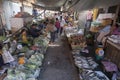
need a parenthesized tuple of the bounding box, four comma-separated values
(113, 5, 120, 25)
(20, 0, 24, 12)
(44, 9, 46, 18)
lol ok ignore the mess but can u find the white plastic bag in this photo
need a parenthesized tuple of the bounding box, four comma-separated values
(54, 26, 57, 31)
(2, 50, 14, 63)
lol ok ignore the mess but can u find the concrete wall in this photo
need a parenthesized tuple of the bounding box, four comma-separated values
(3, 0, 13, 30)
(12, 2, 21, 15)
(24, 6, 32, 15)
(78, 11, 88, 29)
(3, 1, 32, 30)
(3, 1, 21, 30)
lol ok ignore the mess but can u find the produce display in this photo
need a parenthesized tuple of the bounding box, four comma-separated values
(64, 27, 78, 37)
(3, 32, 49, 80)
(72, 51, 98, 69)
(70, 34, 86, 50)
(80, 70, 109, 80)
(72, 50, 109, 80)
(64, 27, 86, 50)
(108, 35, 120, 44)
(63, 17, 120, 80)
(65, 26, 109, 80)
(0, 36, 6, 41)
(75, 56, 98, 69)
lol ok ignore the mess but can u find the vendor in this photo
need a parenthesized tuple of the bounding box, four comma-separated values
(29, 24, 42, 38)
(21, 29, 28, 46)
(39, 21, 47, 30)
(112, 23, 120, 35)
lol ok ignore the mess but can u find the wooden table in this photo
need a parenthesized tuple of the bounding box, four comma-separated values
(105, 40, 120, 69)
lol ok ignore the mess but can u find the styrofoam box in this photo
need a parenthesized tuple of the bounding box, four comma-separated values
(10, 17, 32, 32)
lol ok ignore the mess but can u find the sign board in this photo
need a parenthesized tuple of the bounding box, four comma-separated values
(97, 13, 115, 20)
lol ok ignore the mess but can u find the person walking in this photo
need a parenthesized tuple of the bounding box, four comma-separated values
(55, 18, 60, 35)
(46, 19, 56, 44)
(60, 16, 66, 35)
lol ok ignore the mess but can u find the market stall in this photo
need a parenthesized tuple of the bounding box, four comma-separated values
(105, 35, 120, 69)
(64, 21, 110, 80)
(64, 34, 110, 80)
(0, 26, 49, 80)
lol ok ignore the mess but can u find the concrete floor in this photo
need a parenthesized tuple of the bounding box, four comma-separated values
(39, 36, 79, 80)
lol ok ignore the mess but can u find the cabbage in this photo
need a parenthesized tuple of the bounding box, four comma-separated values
(0, 36, 6, 41)
(25, 64, 37, 70)
(25, 50, 35, 58)
(34, 68, 40, 78)
(4, 69, 26, 80)
(4, 75, 15, 80)
(21, 46, 29, 52)
(4, 35, 48, 80)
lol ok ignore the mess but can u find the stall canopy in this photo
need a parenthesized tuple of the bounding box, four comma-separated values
(33, 0, 79, 11)
(9, 0, 120, 11)
(72, 0, 120, 11)
(32, 0, 65, 10)
(33, 0, 120, 11)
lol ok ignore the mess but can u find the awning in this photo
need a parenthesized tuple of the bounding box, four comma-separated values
(72, 0, 120, 11)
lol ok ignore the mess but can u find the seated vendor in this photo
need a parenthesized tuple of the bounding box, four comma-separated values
(112, 23, 120, 35)
(30, 24, 42, 38)
(21, 29, 28, 46)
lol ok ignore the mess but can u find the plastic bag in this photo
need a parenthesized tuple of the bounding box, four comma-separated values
(2, 50, 14, 63)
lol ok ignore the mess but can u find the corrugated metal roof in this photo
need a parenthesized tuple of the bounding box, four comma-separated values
(72, 0, 120, 11)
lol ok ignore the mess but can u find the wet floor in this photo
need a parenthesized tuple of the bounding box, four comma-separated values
(39, 36, 79, 80)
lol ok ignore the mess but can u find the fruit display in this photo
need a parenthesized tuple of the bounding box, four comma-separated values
(64, 27, 78, 37)
(64, 26, 86, 50)
(69, 34, 86, 50)
(70, 34, 84, 44)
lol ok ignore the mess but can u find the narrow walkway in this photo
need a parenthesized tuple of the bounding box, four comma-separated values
(39, 36, 79, 80)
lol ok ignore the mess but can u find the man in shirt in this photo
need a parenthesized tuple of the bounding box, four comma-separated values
(30, 24, 41, 38)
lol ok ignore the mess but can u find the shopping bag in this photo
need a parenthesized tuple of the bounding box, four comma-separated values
(2, 50, 14, 63)
(54, 26, 57, 31)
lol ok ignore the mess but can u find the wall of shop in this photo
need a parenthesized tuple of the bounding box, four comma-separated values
(3, 1, 33, 30)
(3, 1, 21, 30)
(24, 6, 32, 15)
(11, 2, 21, 15)
(78, 7, 109, 29)
(78, 11, 88, 29)
(3, 0, 13, 30)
